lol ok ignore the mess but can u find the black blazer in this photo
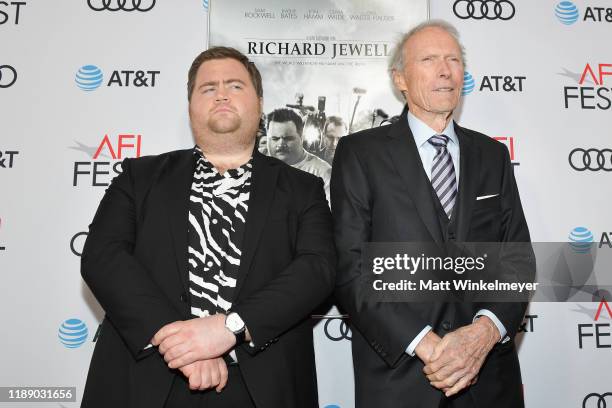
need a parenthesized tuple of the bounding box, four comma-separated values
(331, 110, 531, 408)
(80, 149, 336, 408)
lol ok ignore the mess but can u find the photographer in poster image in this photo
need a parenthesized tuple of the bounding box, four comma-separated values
(321, 116, 348, 165)
(267, 108, 332, 203)
(332, 20, 532, 408)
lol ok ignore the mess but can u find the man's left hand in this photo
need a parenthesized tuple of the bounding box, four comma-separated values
(423, 316, 499, 397)
(152, 314, 236, 369)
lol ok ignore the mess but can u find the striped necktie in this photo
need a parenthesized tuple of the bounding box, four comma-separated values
(428, 134, 457, 219)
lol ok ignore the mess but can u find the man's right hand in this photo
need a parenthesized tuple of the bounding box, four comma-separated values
(414, 331, 442, 363)
(179, 358, 228, 392)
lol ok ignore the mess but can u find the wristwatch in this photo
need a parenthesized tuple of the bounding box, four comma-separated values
(225, 312, 247, 346)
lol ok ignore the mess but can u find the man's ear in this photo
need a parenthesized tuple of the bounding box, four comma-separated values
(259, 97, 264, 113)
(392, 69, 407, 93)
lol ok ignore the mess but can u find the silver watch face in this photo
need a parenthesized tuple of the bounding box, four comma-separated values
(226, 313, 245, 332)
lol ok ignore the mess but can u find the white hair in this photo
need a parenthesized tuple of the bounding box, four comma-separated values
(389, 19, 466, 72)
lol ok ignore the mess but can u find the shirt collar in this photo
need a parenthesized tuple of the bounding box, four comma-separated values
(407, 111, 458, 148)
(193, 146, 252, 179)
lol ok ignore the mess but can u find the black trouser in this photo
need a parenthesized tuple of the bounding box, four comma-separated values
(164, 365, 255, 408)
(438, 391, 475, 408)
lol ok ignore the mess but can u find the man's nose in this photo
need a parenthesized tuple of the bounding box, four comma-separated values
(438, 60, 451, 78)
(215, 86, 229, 102)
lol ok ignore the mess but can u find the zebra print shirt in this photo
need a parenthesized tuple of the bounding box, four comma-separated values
(188, 146, 252, 319)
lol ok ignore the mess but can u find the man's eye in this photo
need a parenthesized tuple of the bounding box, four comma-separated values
(202, 87, 215, 93)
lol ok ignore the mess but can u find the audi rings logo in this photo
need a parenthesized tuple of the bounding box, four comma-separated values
(583, 392, 612, 408)
(569, 148, 612, 172)
(453, 0, 516, 20)
(323, 318, 352, 341)
(87, 0, 156, 12)
(0, 65, 17, 88)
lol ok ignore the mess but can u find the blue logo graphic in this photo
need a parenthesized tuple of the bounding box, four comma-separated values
(569, 226, 594, 253)
(462, 71, 475, 95)
(58, 318, 89, 348)
(555, 1, 580, 25)
(75, 65, 104, 91)
(203, 0, 209, 10)
(324, 405, 341, 408)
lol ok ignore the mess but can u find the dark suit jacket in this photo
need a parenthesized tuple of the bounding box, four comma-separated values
(331, 110, 531, 408)
(80, 149, 336, 408)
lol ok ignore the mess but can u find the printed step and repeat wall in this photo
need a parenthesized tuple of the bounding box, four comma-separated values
(1, 1, 611, 407)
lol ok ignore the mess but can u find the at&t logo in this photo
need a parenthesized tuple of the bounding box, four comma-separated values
(71, 133, 142, 186)
(569, 227, 594, 253)
(555, 1, 580, 24)
(0, 1, 25, 25)
(462, 71, 526, 95)
(87, 0, 156, 12)
(568, 226, 612, 250)
(76, 65, 103, 91)
(75, 64, 160, 91)
(453, 0, 515, 21)
(58, 319, 89, 348)
(555, 1, 612, 24)
(462, 72, 475, 95)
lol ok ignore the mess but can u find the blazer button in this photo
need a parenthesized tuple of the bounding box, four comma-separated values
(442, 321, 452, 331)
(179, 293, 188, 303)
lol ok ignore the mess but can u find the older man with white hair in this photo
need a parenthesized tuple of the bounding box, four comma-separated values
(332, 20, 531, 408)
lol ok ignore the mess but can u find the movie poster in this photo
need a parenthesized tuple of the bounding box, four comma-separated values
(208, 0, 428, 169)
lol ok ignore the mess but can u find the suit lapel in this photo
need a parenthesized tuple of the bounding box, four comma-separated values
(233, 151, 280, 299)
(385, 114, 444, 245)
(162, 150, 196, 292)
(454, 123, 480, 241)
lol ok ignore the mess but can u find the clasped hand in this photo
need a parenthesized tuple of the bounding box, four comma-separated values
(416, 317, 500, 397)
(151, 314, 236, 391)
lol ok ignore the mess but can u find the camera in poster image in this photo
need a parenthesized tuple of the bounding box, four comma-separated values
(75, 65, 160, 91)
(87, 0, 156, 12)
(562, 63, 612, 110)
(71, 133, 142, 187)
(0, 1, 25, 25)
